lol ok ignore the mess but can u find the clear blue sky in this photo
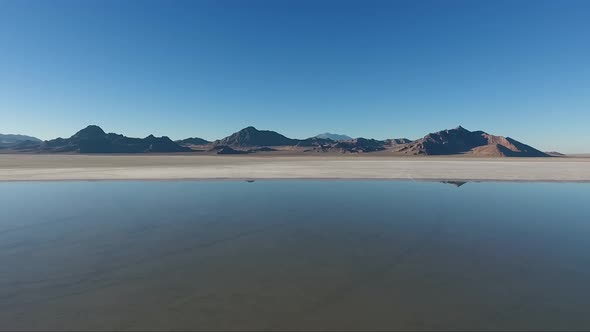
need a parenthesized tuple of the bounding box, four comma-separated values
(1, 0, 589, 152)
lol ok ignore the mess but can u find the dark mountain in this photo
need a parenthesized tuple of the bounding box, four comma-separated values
(176, 137, 211, 145)
(37, 125, 190, 153)
(394, 126, 548, 157)
(314, 133, 352, 141)
(72, 125, 106, 140)
(214, 126, 297, 147)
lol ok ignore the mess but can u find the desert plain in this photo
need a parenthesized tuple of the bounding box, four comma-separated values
(1, 154, 589, 182)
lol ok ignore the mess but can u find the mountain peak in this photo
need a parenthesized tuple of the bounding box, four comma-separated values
(72, 125, 106, 139)
(42, 126, 189, 153)
(453, 125, 469, 132)
(395, 127, 547, 157)
(216, 127, 296, 147)
(177, 137, 210, 145)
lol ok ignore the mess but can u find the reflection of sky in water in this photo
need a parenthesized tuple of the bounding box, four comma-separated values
(0, 181, 589, 330)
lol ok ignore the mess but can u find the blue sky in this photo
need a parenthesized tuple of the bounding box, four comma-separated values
(1, 0, 589, 152)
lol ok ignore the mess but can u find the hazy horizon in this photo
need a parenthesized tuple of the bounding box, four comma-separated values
(2, 0, 589, 153)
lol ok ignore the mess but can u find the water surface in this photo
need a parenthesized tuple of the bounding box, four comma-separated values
(0, 181, 589, 330)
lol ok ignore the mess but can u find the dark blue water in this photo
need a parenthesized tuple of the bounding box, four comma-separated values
(1, 181, 589, 330)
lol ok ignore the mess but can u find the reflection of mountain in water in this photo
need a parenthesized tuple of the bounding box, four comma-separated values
(441, 181, 467, 187)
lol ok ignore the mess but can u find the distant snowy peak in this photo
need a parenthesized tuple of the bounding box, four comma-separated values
(313, 133, 353, 141)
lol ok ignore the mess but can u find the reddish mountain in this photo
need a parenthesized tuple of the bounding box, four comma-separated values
(394, 126, 548, 157)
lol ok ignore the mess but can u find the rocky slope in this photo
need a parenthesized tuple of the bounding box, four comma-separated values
(393, 126, 548, 157)
(384, 138, 413, 146)
(214, 126, 297, 147)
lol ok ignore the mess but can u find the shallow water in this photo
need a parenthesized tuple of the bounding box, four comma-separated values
(0, 181, 589, 330)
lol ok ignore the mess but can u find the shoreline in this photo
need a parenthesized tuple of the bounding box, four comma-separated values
(1, 178, 590, 184)
(1, 154, 590, 183)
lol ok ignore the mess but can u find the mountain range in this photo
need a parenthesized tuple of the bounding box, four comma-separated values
(1, 125, 189, 153)
(0, 125, 551, 157)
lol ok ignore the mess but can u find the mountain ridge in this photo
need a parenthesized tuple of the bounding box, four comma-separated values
(394, 126, 548, 157)
(12, 125, 191, 153)
(1, 125, 552, 157)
